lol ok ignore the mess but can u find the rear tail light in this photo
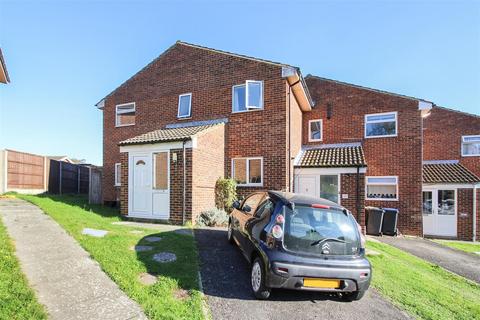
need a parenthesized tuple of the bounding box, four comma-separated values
(272, 225, 283, 239)
(275, 214, 285, 224)
(357, 223, 366, 249)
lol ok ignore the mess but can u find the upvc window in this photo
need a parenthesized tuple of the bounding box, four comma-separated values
(461, 135, 480, 156)
(232, 157, 263, 186)
(177, 93, 192, 118)
(232, 80, 263, 112)
(366, 176, 398, 201)
(309, 119, 323, 142)
(114, 163, 121, 186)
(365, 112, 397, 138)
(115, 102, 135, 127)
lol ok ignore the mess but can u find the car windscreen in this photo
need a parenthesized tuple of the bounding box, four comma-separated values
(283, 205, 360, 256)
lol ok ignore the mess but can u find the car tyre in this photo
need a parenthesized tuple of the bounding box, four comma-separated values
(341, 290, 366, 301)
(251, 258, 271, 300)
(227, 220, 234, 244)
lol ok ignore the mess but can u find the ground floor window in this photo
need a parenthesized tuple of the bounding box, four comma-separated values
(114, 163, 121, 186)
(232, 157, 263, 186)
(366, 176, 398, 200)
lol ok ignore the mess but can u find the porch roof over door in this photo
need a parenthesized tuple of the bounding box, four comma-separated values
(295, 144, 367, 168)
(423, 161, 480, 184)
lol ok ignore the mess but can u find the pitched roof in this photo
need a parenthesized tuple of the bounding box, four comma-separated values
(118, 123, 221, 146)
(295, 145, 366, 168)
(423, 163, 480, 184)
(0, 48, 10, 84)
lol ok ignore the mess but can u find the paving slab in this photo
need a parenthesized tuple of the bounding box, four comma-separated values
(0, 198, 147, 320)
(378, 236, 480, 283)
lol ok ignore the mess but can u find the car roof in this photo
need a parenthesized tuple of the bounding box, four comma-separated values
(267, 191, 343, 209)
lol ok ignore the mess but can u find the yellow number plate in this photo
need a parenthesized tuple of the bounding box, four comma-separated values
(303, 278, 340, 288)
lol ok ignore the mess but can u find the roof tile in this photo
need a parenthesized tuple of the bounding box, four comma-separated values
(423, 163, 480, 184)
(296, 146, 366, 167)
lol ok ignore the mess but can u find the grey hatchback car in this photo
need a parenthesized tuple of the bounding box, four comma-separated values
(228, 191, 371, 300)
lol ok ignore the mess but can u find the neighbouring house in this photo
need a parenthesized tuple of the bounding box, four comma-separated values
(96, 41, 479, 240)
(48, 155, 88, 165)
(0, 48, 10, 84)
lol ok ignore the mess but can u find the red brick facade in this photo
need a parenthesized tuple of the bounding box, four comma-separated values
(303, 77, 423, 236)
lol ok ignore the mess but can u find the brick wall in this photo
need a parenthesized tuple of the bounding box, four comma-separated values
(102, 43, 289, 206)
(304, 77, 423, 236)
(169, 148, 193, 224)
(457, 188, 474, 241)
(424, 107, 480, 176)
(191, 125, 225, 222)
(119, 152, 128, 215)
(341, 173, 366, 227)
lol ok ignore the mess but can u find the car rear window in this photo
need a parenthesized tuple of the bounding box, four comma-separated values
(283, 205, 360, 256)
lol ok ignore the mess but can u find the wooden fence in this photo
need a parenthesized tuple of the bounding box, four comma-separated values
(48, 160, 90, 195)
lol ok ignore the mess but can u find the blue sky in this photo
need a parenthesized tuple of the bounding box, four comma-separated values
(0, 0, 479, 165)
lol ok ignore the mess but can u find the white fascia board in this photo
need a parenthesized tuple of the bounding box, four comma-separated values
(294, 167, 367, 175)
(119, 140, 193, 153)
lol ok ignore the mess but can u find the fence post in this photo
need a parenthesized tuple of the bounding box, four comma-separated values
(77, 166, 80, 194)
(59, 161, 62, 195)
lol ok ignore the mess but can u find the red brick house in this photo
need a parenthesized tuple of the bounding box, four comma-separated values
(96, 41, 479, 240)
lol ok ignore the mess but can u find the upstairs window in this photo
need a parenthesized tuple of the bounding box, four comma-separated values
(114, 163, 121, 186)
(309, 119, 323, 142)
(366, 176, 398, 201)
(365, 112, 397, 138)
(233, 80, 263, 112)
(177, 93, 192, 118)
(462, 135, 480, 156)
(232, 157, 263, 186)
(116, 102, 135, 127)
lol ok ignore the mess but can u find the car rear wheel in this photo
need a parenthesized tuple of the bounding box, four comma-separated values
(251, 258, 271, 300)
(341, 290, 366, 301)
(227, 220, 234, 244)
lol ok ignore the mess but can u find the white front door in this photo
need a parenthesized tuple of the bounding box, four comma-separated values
(131, 155, 152, 215)
(422, 188, 457, 237)
(152, 151, 170, 219)
(295, 174, 340, 204)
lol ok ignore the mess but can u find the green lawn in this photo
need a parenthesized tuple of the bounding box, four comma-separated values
(367, 241, 480, 320)
(0, 217, 47, 320)
(17, 194, 205, 320)
(433, 240, 480, 254)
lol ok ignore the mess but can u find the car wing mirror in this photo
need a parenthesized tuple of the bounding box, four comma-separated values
(243, 205, 252, 213)
(232, 200, 241, 209)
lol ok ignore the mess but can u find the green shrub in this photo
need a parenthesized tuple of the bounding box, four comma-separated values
(196, 208, 229, 227)
(215, 177, 237, 212)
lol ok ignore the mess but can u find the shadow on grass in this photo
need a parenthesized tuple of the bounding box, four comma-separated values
(194, 227, 348, 302)
(135, 231, 200, 291)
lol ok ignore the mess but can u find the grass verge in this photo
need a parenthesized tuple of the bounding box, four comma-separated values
(367, 241, 480, 320)
(17, 194, 205, 320)
(0, 218, 48, 320)
(432, 240, 480, 254)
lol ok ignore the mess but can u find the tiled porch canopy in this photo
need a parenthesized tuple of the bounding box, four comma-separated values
(296, 145, 367, 168)
(423, 162, 480, 184)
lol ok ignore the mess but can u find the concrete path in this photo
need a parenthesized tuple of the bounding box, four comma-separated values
(195, 227, 412, 320)
(0, 198, 147, 320)
(378, 236, 480, 284)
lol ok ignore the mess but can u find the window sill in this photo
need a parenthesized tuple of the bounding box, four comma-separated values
(114, 184, 121, 187)
(364, 134, 397, 139)
(366, 198, 398, 201)
(309, 139, 323, 143)
(461, 154, 480, 157)
(115, 124, 135, 128)
(177, 116, 192, 120)
(237, 184, 263, 187)
(232, 108, 264, 114)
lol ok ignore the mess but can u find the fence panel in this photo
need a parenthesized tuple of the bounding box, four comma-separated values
(7, 150, 45, 190)
(89, 167, 102, 204)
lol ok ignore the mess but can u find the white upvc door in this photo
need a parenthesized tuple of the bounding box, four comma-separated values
(295, 174, 340, 204)
(422, 188, 457, 237)
(130, 154, 152, 216)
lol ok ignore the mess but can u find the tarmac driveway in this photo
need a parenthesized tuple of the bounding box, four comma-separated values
(195, 228, 411, 320)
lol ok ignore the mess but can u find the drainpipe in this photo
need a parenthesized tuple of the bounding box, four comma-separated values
(182, 140, 187, 225)
(474, 185, 477, 242)
(356, 166, 361, 223)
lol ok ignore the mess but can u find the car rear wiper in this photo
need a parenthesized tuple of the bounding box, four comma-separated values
(310, 238, 347, 246)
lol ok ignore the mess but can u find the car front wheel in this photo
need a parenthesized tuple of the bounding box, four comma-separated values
(251, 258, 271, 300)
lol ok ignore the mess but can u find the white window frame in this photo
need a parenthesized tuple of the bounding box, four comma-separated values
(232, 80, 264, 113)
(114, 163, 121, 186)
(115, 102, 136, 127)
(461, 135, 480, 157)
(308, 119, 323, 142)
(231, 157, 263, 187)
(177, 93, 192, 119)
(364, 111, 398, 138)
(365, 176, 398, 201)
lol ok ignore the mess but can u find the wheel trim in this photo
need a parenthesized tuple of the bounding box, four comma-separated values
(251, 262, 262, 292)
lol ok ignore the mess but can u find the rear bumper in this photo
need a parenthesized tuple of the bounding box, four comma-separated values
(267, 261, 371, 292)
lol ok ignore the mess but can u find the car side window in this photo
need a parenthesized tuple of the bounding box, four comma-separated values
(242, 193, 265, 214)
(254, 199, 274, 218)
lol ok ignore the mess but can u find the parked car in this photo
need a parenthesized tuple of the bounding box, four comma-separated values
(228, 191, 371, 300)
